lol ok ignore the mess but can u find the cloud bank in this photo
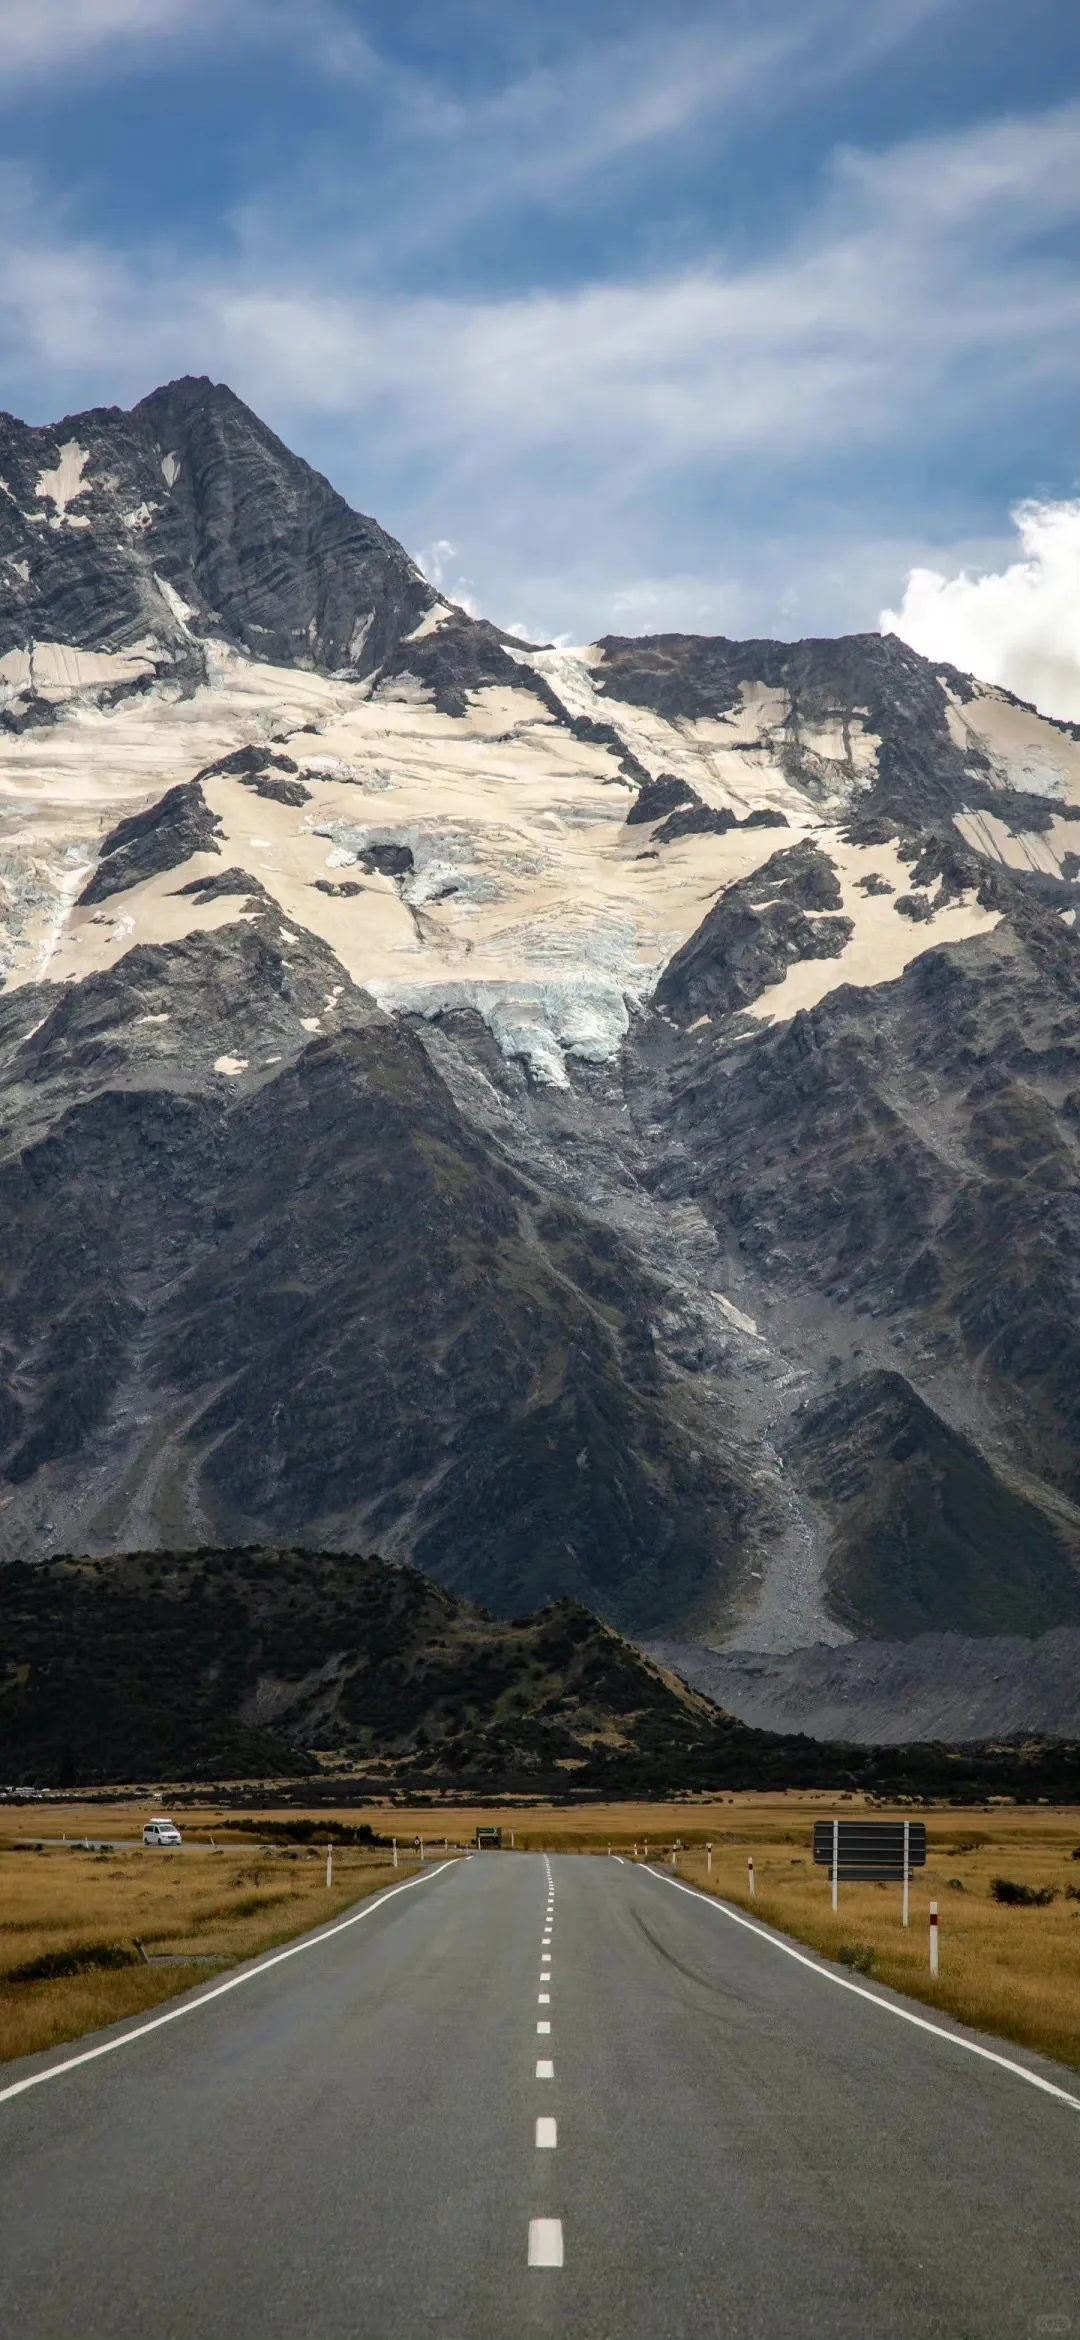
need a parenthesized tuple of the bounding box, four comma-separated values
(882, 501, 1080, 723)
(0, 5, 1073, 652)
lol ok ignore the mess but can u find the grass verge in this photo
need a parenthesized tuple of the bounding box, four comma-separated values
(0, 1843, 424, 2068)
(652, 1831, 1080, 2072)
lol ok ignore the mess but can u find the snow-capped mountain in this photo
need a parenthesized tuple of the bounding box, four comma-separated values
(3, 377, 1080, 1737)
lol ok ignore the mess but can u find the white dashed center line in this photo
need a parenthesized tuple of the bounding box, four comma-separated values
(528, 2217, 563, 2267)
(531, 1866, 562, 2260)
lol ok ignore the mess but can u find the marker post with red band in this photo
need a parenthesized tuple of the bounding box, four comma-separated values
(748, 1856, 756, 1897)
(930, 1900, 939, 1976)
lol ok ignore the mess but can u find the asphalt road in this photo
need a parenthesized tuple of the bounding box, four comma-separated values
(0, 1853, 1077, 2339)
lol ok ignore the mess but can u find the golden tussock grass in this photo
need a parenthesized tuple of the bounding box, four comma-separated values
(0, 1824, 425, 2068)
(666, 1828, 1080, 2071)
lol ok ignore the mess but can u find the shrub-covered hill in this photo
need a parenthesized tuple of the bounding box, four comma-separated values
(0, 1544, 727, 1785)
(2, 1546, 1079, 1799)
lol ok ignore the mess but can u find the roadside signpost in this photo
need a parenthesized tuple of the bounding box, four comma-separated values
(813, 1819, 927, 1917)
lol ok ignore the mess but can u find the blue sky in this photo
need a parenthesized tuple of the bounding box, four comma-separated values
(0, 0, 1076, 650)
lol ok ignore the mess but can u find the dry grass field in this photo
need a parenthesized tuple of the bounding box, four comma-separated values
(0, 1812, 429, 2067)
(3, 1793, 1078, 2073)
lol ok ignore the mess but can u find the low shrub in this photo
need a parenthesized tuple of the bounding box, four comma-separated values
(836, 1943, 877, 1974)
(7, 1941, 139, 1982)
(990, 1878, 1056, 1907)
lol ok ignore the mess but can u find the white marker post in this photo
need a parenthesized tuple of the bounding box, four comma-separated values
(706, 1842, 713, 1873)
(902, 1818, 910, 1929)
(832, 1818, 839, 1914)
(748, 1856, 756, 1898)
(930, 1900, 939, 1976)
(392, 1837, 398, 1868)
(419, 1837, 425, 1864)
(644, 1838, 649, 1862)
(326, 1845, 333, 1889)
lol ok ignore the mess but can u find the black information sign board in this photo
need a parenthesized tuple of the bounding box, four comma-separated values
(813, 1820, 927, 1882)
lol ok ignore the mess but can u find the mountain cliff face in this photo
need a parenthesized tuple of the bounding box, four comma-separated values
(2, 379, 1080, 1737)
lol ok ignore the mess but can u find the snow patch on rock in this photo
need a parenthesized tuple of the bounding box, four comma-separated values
(35, 442, 91, 526)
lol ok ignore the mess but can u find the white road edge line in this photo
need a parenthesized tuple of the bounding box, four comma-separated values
(0, 1863, 452, 2108)
(647, 1868, 1080, 2113)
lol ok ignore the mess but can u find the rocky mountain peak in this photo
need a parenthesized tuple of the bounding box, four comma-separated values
(3, 382, 1080, 1746)
(0, 375, 435, 678)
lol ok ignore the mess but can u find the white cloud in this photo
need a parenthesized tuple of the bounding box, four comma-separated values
(882, 502, 1080, 723)
(5, 106, 1073, 469)
(0, 0, 224, 82)
(0, 105, 1075, 648)
(413, 538, 478, 615)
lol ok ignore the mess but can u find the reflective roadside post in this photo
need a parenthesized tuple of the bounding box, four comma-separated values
(832, 1817, 839, 1913)
(902, 1818, 910, 1929)
(392, 1836, 398, 1868)
(706, 1841, 713, 1873)
(326, 1844, 333, 1889)
(748, 1856, 755, 1897)
(930, 1901, 939, 1976)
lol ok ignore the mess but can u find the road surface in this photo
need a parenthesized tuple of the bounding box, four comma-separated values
(0, 1853, 1076, 2338)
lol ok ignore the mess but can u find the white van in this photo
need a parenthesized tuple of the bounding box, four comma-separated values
(143, 1817, 182, 1847)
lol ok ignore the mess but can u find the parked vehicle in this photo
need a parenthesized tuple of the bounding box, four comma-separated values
(143, 1817, 182, 1846)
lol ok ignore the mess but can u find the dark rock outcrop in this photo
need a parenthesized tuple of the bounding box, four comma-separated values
(77, 782, 222, 904)
(626, 772, 697, 825)
(788, 1371, 1080, 1638)
(654, 843, 851, 1022)
(593, 629, 1075, 834)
